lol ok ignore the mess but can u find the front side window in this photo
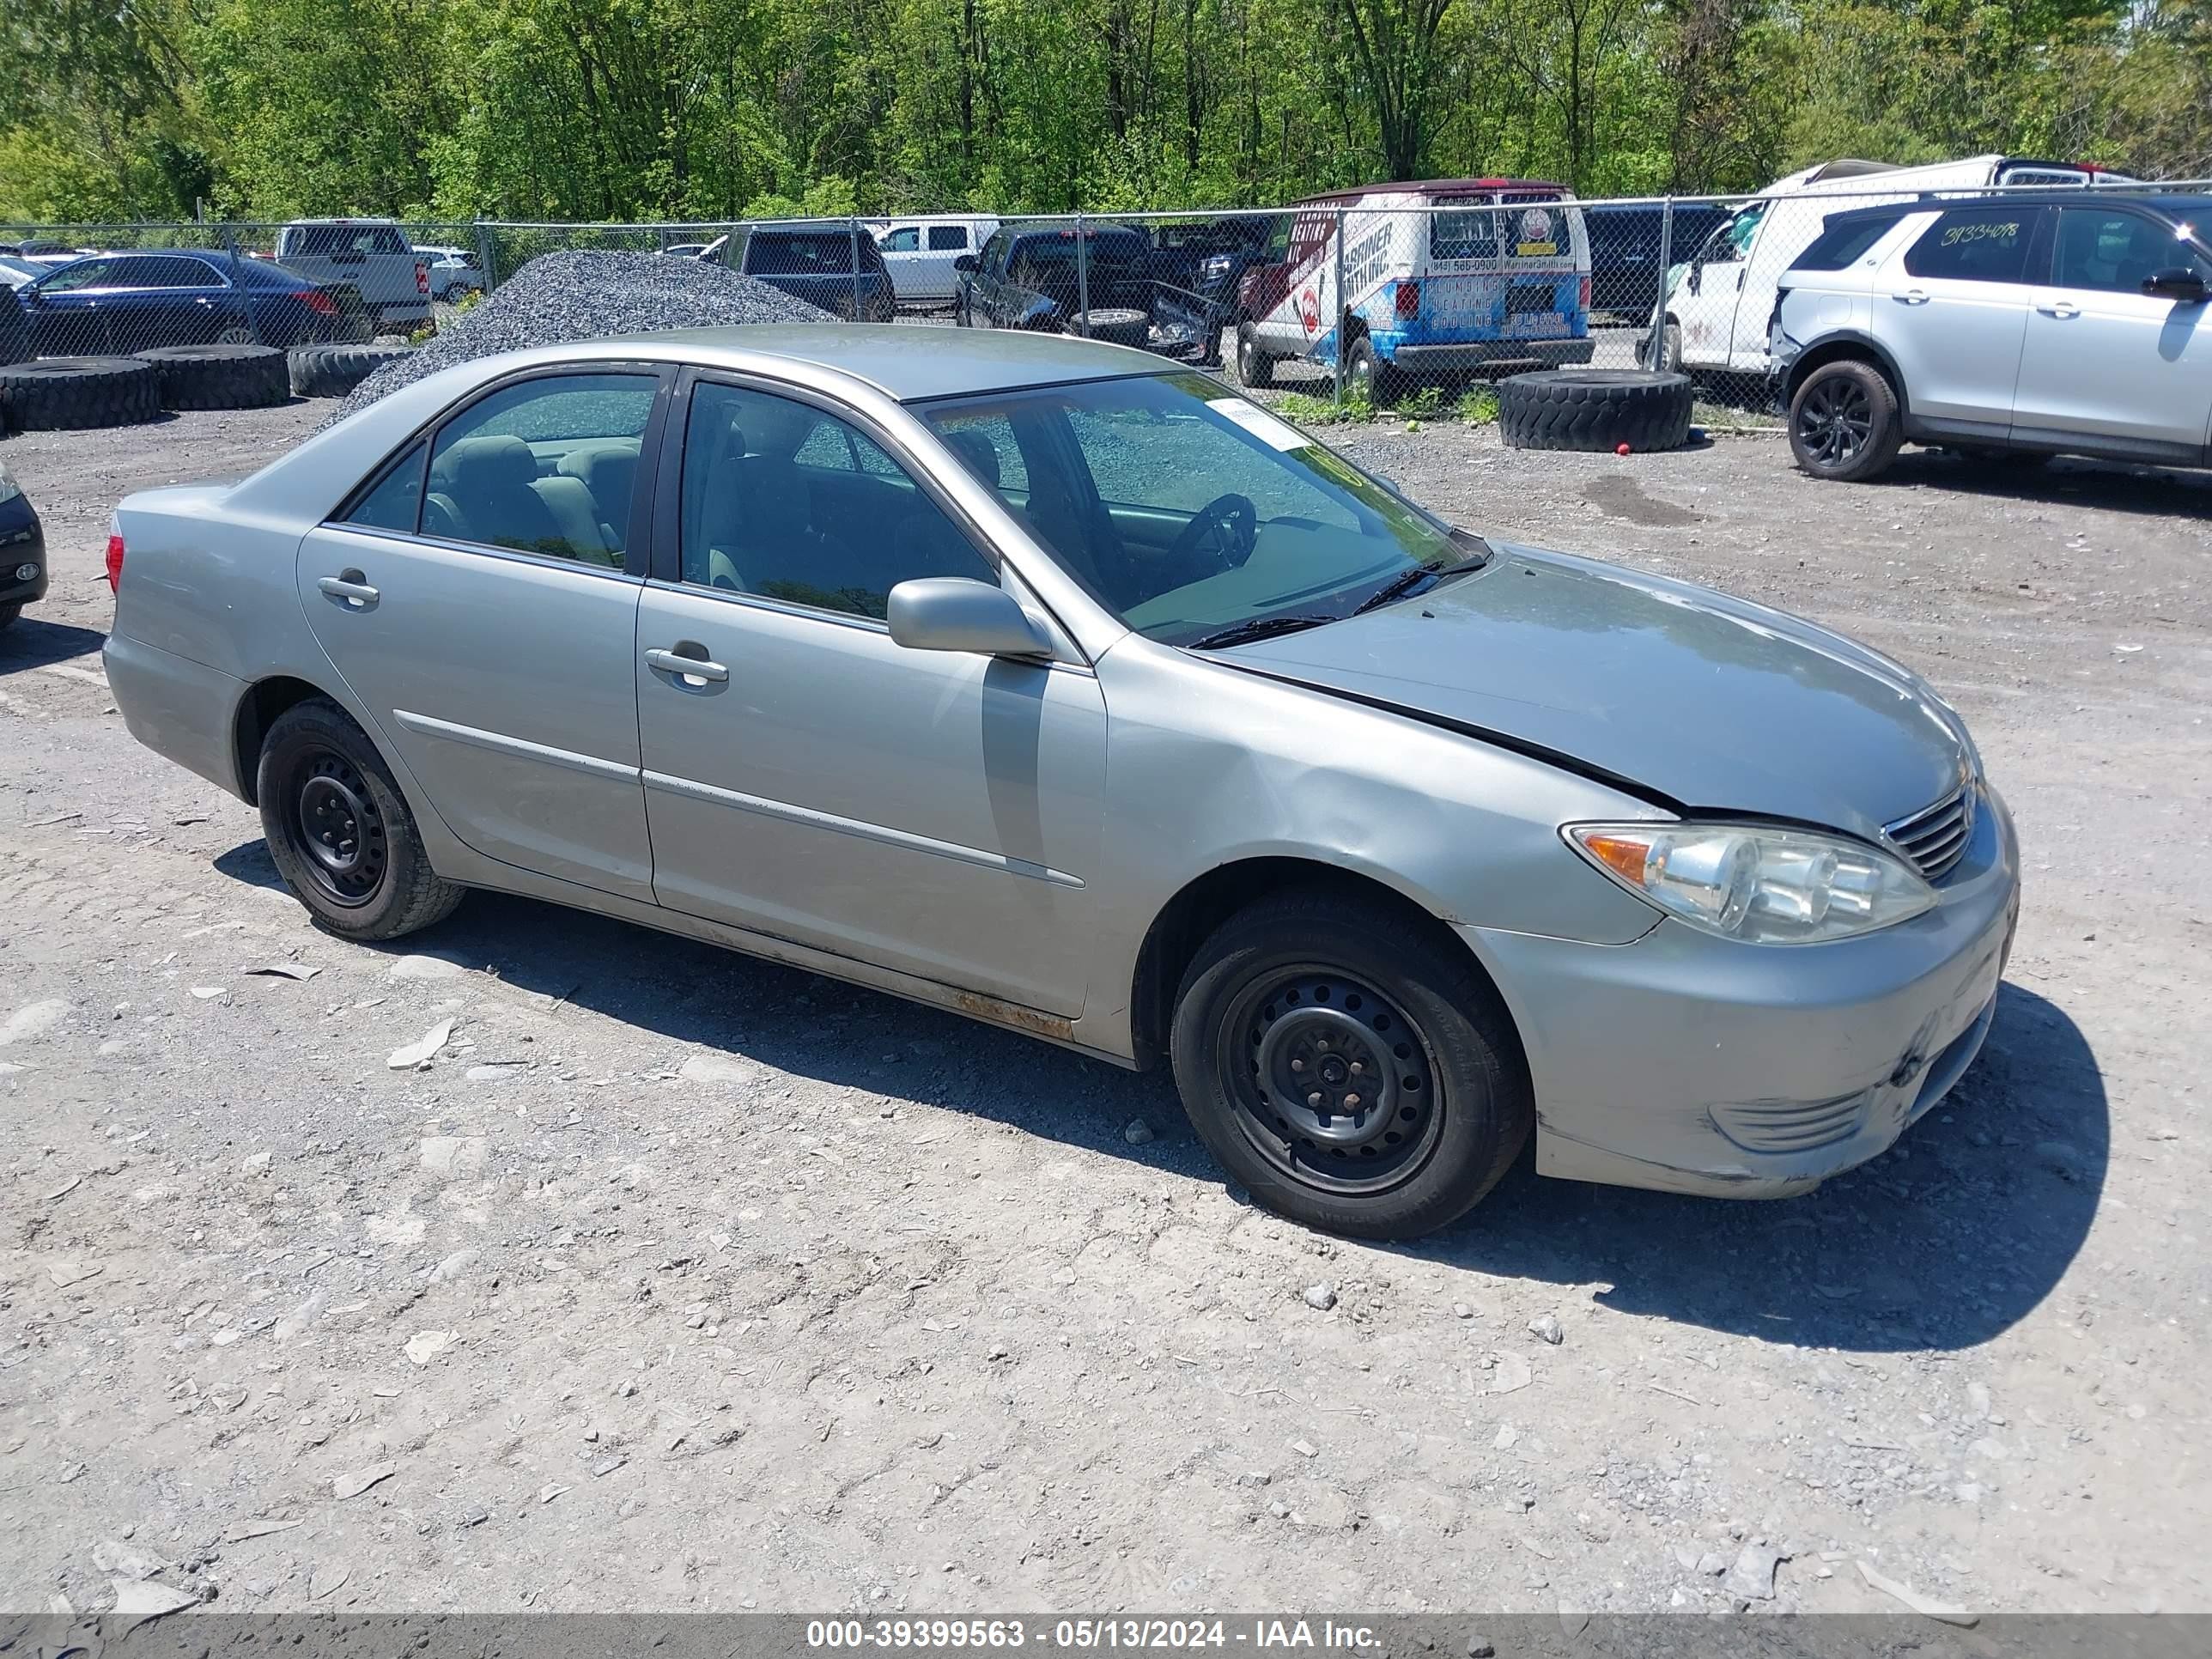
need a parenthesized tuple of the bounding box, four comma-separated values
(1904, 208, 2039, 284)
(1705, 204, 1765, 265)
(1795, 214, 1905, 271)
(678, 381, 994, 618)
(36, 258, 117, 293)
(423, 374, 657, 566)
(2053, 207, 2203, 293)
(882, 227, 921, 252)
(979, 232, 1009, 274)
(927, 225, 969, 252)
(919, 372, 1475, 647)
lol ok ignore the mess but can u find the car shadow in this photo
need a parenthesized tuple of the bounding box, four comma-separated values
(223, 854, 2100, 1355)
(1882, 449, 2212, 514)
(0, 618, 105, 674)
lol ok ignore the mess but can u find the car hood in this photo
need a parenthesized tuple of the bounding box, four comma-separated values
(1218, 544, 1972, 844)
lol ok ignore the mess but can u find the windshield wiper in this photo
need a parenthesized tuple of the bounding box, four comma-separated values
(1352, 550, 1492, 616)
(1186, 614, 1338, 651)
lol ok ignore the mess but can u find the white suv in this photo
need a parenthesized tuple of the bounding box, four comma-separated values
(1771, 191, 2212, 481)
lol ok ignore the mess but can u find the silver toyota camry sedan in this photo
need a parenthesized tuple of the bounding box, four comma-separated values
(104, 326, 2020, 1238)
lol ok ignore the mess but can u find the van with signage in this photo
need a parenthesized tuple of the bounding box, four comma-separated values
(1232, 179, 1593, 403)
(1651, 154, 2137, 379)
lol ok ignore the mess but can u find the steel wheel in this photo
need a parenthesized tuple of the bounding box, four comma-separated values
(283, 749, 389, 908)
(1215, 964, 1445, 1196)
(1796, 374, 1872, 468)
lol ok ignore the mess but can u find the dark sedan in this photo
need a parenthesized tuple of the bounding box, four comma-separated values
(954, 224, 1156, 348)
(17, 251, 372, 357)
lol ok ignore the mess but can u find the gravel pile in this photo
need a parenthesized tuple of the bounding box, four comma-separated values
(329, 250, 831, 423)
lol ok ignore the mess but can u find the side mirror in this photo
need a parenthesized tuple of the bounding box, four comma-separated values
(2142, 267, 2208, 303)
(953, 253, 978, 273)
(1686, 263, 1703, 295)
(887, 577, 1053, 659)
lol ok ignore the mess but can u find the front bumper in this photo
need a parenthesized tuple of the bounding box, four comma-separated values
(1465, 787, 2021, 1199)
(1389, 337, 1595, 371)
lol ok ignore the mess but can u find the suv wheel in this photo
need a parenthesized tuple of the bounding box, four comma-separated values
(1789, 358, 1902, 482)
(1169, 890, 1534, 1239)
(258, 696, 465, 940)
(1235, 322, 1275, 389)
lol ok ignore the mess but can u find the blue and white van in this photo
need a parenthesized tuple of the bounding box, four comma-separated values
(1232, 179, 1594, 400)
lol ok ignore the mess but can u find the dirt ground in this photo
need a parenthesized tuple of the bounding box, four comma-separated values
(1, 397, 2207, 1625)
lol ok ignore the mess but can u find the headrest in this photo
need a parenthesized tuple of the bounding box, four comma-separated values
(558, 438, 640, 501)
(945, 427, 1001, 489)
(443, 434, 538, 493)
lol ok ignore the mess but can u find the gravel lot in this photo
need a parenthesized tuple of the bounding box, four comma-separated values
(1, 394, 2207, 1625)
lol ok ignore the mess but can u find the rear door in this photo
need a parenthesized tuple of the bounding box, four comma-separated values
(295, 368, 670, 901)
(1875, 205, 2048, 434)
(2011, 203, 2212, 460)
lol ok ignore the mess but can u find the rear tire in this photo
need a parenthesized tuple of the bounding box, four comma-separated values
(1169, 890, 1533, 1240)
(0, 356, 161, 430)
(134, 343, 291, 410)
(1498, 368, 1692, 452)
(258, 696, 465, 941)
(1789, 358, 1902, 482)
(1235, 322, 1275, 389)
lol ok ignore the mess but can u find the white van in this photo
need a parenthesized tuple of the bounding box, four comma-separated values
(1653, 155, 2136, 377)
(866, 216, 999, 305)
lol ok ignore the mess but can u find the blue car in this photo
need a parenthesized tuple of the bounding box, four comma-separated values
(17, 250, 372, 358)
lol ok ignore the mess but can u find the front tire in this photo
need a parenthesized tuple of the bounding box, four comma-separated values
(1169, 890, 1533, 1239)
(1235, 322, 1275, 388)
(1789, 358, 1902, 482)
(258, 696, 464, 940)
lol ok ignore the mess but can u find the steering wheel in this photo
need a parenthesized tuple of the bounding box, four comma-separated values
(1168, 492, 1259, 571)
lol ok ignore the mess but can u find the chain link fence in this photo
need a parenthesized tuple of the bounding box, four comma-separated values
(7, 178, 2205, 428)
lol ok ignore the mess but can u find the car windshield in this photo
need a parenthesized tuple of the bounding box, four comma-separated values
(917, 371, 1481, 647)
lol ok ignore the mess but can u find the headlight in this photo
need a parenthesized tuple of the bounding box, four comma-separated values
(0, 462, 21, 507)
(1565, 821, 1936, 945)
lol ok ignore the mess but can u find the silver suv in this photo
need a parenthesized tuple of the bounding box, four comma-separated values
(1771, 191, 2212, 480)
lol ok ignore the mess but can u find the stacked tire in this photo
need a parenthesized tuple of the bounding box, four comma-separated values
(136, 343, 291, 411)
(289, 342, 413, 399)
(0, 358, 161, 432)
(1498, 369, 1693, 453)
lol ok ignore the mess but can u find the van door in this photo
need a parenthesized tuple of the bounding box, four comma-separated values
(1674, 204, 1765, 368)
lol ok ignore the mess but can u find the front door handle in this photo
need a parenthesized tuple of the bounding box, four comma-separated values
(317, 570, 379, 606)
(2038, 300, 2081, 319)
(645, 645, 728, 683)
(1893, 289, 1930, 305)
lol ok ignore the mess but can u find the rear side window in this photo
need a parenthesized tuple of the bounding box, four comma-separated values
(343, 441, 429, 532)
(423, 374, 657, 566)
(1904, 209, 2038, 283)
(748, 233, 855, 275)
(927, 225, 969, 252)
(1795, 214, 1905, 271)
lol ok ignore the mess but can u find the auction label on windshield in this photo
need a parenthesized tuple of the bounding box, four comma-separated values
(1208, 396, 1312, 452)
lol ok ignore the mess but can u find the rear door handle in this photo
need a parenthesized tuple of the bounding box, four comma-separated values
(2038, 300, 2081, 319)
(1893, 289, 1930, 305)
(317, 571, 379, 606)
(645, 646, 728, 683)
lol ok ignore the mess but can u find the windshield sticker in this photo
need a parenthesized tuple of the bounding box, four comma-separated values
(1208, 396, 1312, 452)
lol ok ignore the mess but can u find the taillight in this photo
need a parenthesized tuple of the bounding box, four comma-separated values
(416, 261, 429, 295)
(304, 289, 337, 317)
(105, 532, 125, 593)
(1395, 281, 1420, 319)
(1579, 274, 1591, 312)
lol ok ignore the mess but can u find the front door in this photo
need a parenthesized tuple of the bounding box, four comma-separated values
(635, 374, 1106, 1015)
(296, 368, 668, 902)
(2012, 204, 2212, 460)
(1875, 205, 2047, 435)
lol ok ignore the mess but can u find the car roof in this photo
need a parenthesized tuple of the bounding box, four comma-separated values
(1295, 178, 1569, 204)
(1820, 191, 2212, 223)
(597, 323, 1167, 402)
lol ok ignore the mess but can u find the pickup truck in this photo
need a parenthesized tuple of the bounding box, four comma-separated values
(274, 220, 432, 333)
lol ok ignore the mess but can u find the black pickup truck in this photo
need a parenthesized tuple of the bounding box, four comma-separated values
(953, 224, 1156, 349)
